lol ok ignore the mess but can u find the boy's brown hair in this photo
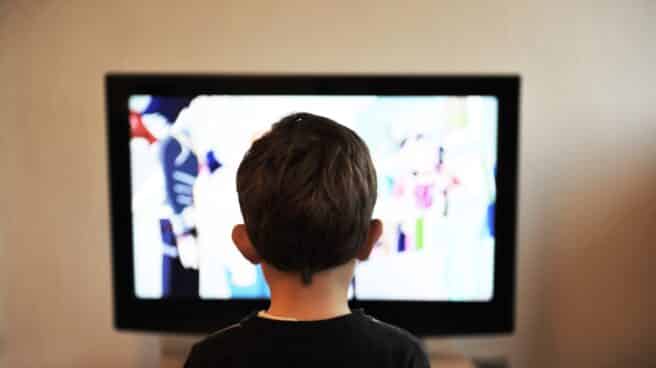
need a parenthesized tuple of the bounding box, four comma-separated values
(236, 112, 377, 284)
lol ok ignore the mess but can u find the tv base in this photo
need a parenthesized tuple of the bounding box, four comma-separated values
(157, 335, 507, 368)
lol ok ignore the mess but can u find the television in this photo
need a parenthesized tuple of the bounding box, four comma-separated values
(105, 74, 519, 335)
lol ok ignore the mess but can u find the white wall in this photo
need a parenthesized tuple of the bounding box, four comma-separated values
(1, 1, 655, 367)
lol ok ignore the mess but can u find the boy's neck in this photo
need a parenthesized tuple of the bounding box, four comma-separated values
(266, 286, 351, 321)
(262, 262, 354, 321)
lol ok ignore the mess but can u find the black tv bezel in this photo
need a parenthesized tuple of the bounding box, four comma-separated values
(106, 74, 519, 336)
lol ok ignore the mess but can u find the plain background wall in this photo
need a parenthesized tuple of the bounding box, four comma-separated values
(1, 1, 655, 367)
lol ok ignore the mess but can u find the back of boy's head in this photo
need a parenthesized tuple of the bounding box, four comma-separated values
(236, 112, 377, 285)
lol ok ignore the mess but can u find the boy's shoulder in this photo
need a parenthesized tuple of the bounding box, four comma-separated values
(359, 313, 430, 364)
(185, 310, 429, 368)
(186, 311, 257, 355)
(183, 314, 253, 368)
(360, 313, 426, 348)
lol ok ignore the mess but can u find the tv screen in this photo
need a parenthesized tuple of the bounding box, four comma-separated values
(106, 75, 519, 335)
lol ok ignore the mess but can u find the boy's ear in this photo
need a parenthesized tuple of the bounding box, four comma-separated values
(357, 219, 383, 261)
(231, 224, 261, 264)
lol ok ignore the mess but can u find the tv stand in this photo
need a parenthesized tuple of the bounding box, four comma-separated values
(158, 336, 508, 368)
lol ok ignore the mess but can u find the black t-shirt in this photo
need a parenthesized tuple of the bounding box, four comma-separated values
(184, 309, 430, 368)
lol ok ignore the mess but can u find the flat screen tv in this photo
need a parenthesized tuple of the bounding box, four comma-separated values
(105, 74, 519, 335)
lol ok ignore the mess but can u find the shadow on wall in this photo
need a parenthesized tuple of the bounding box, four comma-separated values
(545, 161, 656, 368)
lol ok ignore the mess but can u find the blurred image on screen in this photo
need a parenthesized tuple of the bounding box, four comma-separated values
(127, 95, 498, 302)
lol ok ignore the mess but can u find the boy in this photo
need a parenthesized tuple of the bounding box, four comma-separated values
(184, 112, 430, 368)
